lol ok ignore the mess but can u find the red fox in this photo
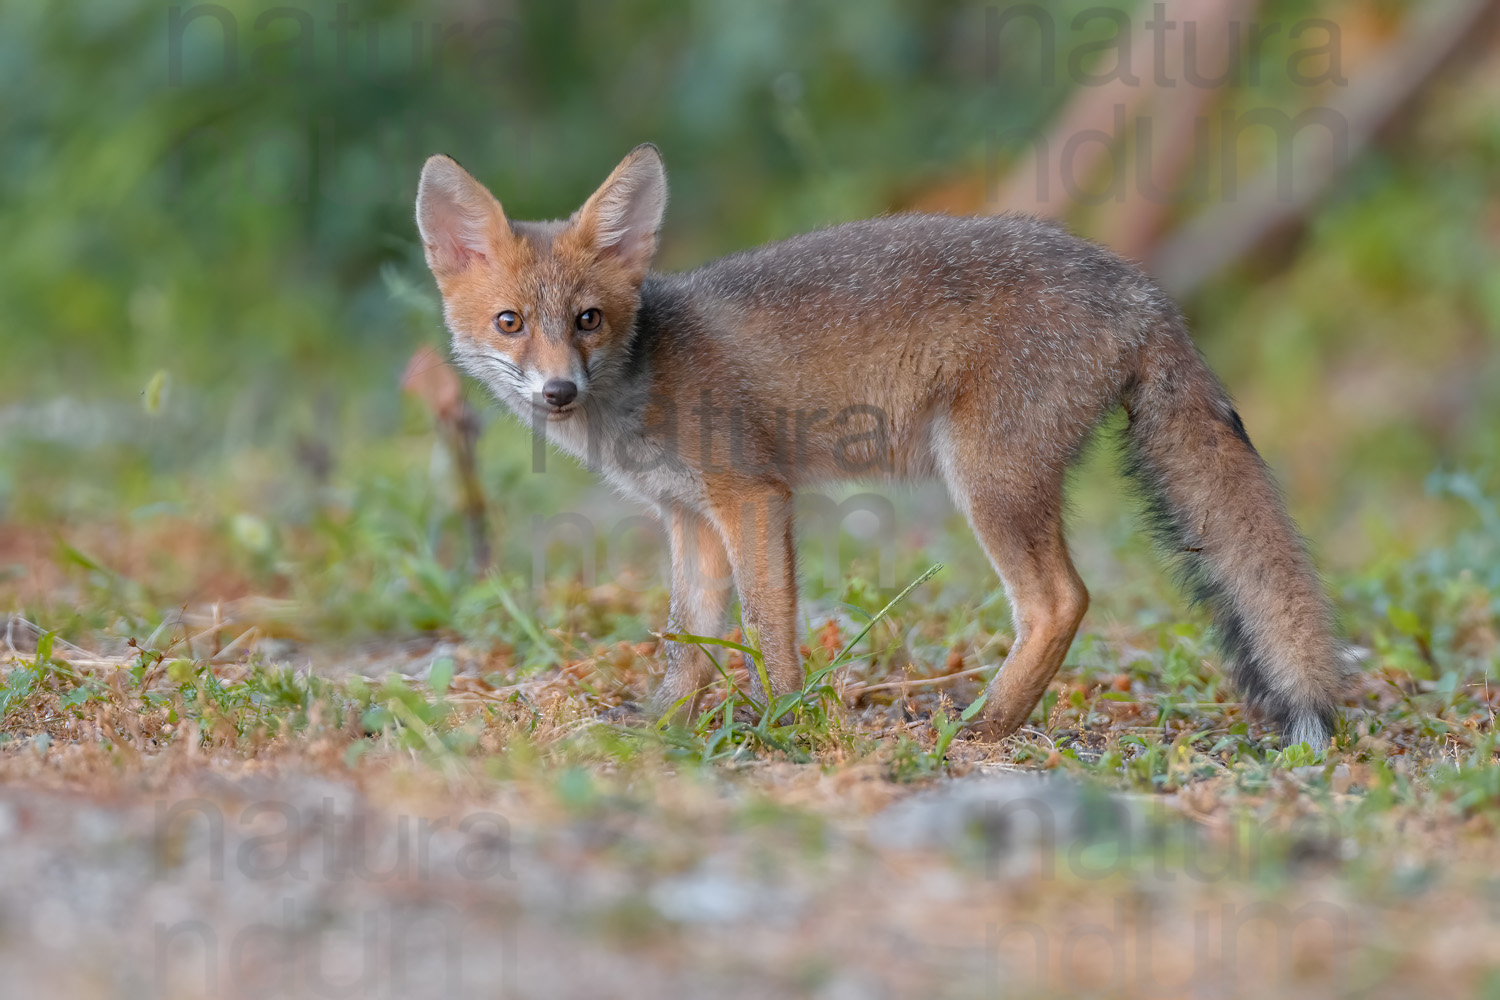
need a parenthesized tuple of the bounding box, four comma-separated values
(416, 144, 1351, 746)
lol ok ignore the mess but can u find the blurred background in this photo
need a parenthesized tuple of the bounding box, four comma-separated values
(8, 8, 1500, 995)
(3, 0, 1500, 656)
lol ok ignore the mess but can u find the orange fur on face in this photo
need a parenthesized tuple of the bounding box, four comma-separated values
(418, 146, 665, 408)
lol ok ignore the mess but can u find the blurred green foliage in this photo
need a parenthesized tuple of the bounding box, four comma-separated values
(0, 0, 1023, 397)
(2, 0, 1499, 569)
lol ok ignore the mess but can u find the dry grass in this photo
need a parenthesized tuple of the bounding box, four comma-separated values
(2, 464, 1499, 998)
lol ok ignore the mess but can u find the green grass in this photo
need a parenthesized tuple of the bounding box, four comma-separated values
(4, 417, 1500, 997)
(5, 446, 1495, 790)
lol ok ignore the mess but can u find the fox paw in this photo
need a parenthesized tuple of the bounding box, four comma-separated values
(601, 701, 646, 725)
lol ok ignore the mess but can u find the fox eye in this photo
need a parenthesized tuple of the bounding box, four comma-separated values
(576, 308, 602, 332)
(494, 311, 523, 335)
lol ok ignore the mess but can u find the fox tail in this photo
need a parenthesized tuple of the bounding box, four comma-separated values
(1122, 317, 1352, 745)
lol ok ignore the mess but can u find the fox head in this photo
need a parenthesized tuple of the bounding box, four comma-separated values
(415, 144, 667, 421)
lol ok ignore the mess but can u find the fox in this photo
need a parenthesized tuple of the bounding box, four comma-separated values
(415, 143, 1352, 746)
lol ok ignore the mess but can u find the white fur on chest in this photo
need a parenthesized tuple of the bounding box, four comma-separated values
(534, 404, 706, 508)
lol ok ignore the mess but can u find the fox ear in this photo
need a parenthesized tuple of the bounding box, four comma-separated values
(571, 144, 667, 275)
(416, 155, 509, 279)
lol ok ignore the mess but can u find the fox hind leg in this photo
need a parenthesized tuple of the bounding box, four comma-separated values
(941, 463, 1089, 741)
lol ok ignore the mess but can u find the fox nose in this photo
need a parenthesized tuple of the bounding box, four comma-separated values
(542, 378, 578, 408)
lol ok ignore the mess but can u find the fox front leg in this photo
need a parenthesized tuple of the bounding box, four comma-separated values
(703, 479, 803, 709)
(650, 505, 734, 721)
